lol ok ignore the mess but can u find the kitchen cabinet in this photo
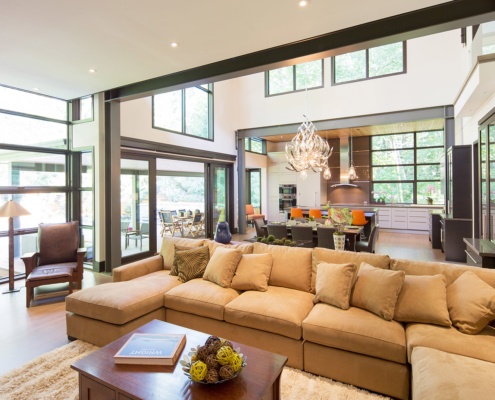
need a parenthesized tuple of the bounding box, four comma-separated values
(296, 172, 328, 209)
(446, 145, 472, 218)
(378, 207, 391, 228)
(440, 216, 472, 262)
(392, 209, 408, 229)
(429, 211, 442, 249)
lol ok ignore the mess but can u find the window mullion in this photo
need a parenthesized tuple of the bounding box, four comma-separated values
(181, 89, 186, 133)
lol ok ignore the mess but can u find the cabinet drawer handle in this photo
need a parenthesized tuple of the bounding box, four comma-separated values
(465, 250, 480, 264)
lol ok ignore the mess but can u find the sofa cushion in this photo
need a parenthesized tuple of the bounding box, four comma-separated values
(411, 346, 495, 400)
(159, 237, 205, 270)
(391, 257, 495, 287)
(231, 253, 273, 292)
(164, 278, 240, 320)
(394, 274, 451, 327)
(405, 322, 495, 364)
(351, 262, 405, 321)
(65, 270, 180, 325)
(203, 246, 242, 288)
(313, 262, 358, 310)
(253, 242, 313, 292)
(302, 303, 406, 364)
(312, 247, 390, 293)
(447, 271, 495, 334)
(170, 245, 192, 276)
(176, 245, 210, 283)
(224, 286, 314, 340)
(205, 240, 254, 256)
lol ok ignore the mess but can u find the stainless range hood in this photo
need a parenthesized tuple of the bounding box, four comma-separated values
(330, 136, 358, 188)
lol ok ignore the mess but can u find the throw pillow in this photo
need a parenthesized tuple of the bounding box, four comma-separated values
(231, 253, 273, 292)
(176, 246, 210, 283)
(170, 245, 193, 276)
(351, 262, 405, 321)
(313, 262, 358, 310)
(447, 271, 495, 334)
(203, 247, 243, 288)
(394, 274, 451, 326)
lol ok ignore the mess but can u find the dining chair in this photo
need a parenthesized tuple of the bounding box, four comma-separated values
(253, 217, 266, 238)
(355, 224, 379, 253)
(290, 225, 315, 248)
(160, 211, 177, 237)
(316, 226, 336, 249)
(267, 224, 288, 240)
(351, 210, 368, 239)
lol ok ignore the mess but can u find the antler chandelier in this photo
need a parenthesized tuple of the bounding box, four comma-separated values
(285, 115, 333, 180)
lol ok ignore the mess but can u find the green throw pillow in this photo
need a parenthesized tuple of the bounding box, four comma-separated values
(171, 245, 194, 276)
(176, 246, 210, 283)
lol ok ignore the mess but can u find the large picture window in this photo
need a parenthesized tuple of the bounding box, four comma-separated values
(153, 84, 213, 140)
(371, 130, 444, 204)
(333, 42, 406, 85)
(266, 60, 323, 96)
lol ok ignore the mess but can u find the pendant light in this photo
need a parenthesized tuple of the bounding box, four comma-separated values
(348, 130, 357, 181)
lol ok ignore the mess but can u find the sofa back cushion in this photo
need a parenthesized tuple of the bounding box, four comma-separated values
(159, 237, 205, 270)
(253, 242, 313, 292)
(205, 240, 253, 257)
(203, 246, 243, 288)
(312, 248, 390, 293)
(391, 258, 495, 288)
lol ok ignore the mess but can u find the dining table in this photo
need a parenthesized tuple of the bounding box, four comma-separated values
(173, 215, 193, 237)
(261, 222, 364, 251)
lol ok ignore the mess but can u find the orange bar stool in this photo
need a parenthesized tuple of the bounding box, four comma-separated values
(290, 208, 304, 219)
(351, 210, 368, 239)
(309, 209, 322, 219)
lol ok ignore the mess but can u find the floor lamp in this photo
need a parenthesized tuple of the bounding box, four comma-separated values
(1, 200, 30, 294)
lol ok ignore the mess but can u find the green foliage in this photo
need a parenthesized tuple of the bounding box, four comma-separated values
(257, 236, 296, 246)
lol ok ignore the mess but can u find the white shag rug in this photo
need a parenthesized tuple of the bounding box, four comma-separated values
(0, 340, 390, 400)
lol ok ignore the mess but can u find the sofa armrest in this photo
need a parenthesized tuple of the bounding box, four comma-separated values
(113, 255, 164, 282)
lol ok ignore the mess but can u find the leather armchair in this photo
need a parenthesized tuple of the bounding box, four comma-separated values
(22, 221, 86, 290)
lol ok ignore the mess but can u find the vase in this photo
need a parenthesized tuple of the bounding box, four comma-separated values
(333, 233, 346, 251)
(214, 221, 232, 244)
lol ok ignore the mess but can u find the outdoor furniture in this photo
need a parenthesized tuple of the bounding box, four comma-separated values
(184, 213, 205, 237)
(22, 221, 85, 307)
(158, 210, 177, 237)
(126, 222, 149, 250)
(290, 225, 315, 248)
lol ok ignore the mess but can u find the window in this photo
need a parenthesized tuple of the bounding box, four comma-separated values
(371, 130, 444, 204)
(246, 169, 261, 211)
(266, 60, 323, 96)
(153, 84, 213, 140)
(72, 95, 93, 122)
(245, 138, 266, 155)
(333, 42, 406, 84)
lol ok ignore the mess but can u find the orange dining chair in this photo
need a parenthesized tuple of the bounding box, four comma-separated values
(309, 209, 322, 219)
(290, 208, 304, 219)
(351, 210, 368, 239)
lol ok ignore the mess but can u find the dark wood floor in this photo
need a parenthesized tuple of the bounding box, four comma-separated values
(0, 230, 448, 376)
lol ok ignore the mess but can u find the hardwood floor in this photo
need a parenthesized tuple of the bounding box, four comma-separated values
(0, 230, 450, 376)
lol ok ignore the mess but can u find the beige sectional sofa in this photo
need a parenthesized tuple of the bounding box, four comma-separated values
(65, 237, 495, 399)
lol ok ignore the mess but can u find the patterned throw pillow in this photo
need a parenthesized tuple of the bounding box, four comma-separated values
(176, 246, 210, 283)
(171, 245, 193, 276)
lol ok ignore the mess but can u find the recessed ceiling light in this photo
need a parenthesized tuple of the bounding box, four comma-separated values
(299, 0, 309, 7)
(89, 68, 97, 73)
(170, 42, 179, 48)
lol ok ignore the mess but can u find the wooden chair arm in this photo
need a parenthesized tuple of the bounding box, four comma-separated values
(21, 252, 39, 276)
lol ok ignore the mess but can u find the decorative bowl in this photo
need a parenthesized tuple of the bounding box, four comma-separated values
(180, 337, 247, 384)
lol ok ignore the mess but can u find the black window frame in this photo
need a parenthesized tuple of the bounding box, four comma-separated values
(71, 95, 94, 123)
(245, 137, 267, 155)
(370, 129, 444, 204)
(265, 59, 324, 97)
(332, 42, 407, 86)
(152, 84, 214, 142)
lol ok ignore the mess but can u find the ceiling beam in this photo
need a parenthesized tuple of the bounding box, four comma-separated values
(105, 0, 495, 102)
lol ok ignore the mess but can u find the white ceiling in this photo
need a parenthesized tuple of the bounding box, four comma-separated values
(1, 0, 450, 100)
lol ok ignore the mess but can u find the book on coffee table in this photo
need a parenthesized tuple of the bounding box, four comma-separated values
(114, 333, 186, 366)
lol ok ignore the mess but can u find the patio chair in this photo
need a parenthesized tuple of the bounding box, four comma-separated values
(159, 210, 177, 237)
(184, 213, 205, 237)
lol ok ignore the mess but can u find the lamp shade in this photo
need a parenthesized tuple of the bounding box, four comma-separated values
(0, 200, 31, 218)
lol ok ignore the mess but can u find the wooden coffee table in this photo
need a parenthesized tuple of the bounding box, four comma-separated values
(71, 319, 287, 400)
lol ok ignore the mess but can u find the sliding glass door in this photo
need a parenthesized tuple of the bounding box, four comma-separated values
(206, 163, 233, 238)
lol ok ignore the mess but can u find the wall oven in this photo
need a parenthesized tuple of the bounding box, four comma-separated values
(279, 184, 297, 211)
